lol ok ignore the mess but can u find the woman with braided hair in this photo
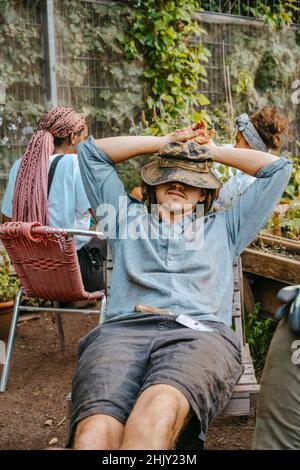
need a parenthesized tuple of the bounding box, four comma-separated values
(1, 106, 105, 292)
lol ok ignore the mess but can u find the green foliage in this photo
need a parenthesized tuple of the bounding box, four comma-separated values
(55, 0, 144, 136)
(224, 26, 300, 136)
(200, 0, 300, 28)
(280, 203, 300, 240)
(199, 1, 250, 16)
(245, 303, 277, 378)
(266, 201, 300, 241)
(283, 154, 300, 201)
(0, 0, 46, 170)
(251, 1, 300, 30)
(0, 253, 20, 302)
(124, 0, 210, 134)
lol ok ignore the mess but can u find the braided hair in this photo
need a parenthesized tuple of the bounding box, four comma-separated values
(12, 106, 86, 224)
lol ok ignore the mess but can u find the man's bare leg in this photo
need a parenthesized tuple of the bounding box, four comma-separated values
(73, 414, 124, 450)
(120, 384, 190, 450)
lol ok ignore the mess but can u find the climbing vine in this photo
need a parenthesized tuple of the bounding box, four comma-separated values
(0, 0, 46, 171)
(200, 0, 300, 28)
(123, 0, 210, 135)
(55, 0, 144, 136)
(250, 0, 300, 30)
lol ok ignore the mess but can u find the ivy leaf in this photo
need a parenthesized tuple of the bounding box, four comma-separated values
(197, 94, 210, 106)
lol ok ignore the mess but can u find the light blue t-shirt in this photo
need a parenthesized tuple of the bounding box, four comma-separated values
(215, 171, 256, 210)
(1, 153, 91, 250)
(78, 137, 292, 326)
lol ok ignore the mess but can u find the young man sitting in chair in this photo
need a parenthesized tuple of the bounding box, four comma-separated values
(67, 123, 292, 450)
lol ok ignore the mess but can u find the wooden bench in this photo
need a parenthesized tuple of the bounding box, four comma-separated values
(222, 256, 260, 415)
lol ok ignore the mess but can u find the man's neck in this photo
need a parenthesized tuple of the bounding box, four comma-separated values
(159, 208, 194, 225)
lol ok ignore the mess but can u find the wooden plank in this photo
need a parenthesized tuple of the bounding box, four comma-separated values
(222, 397, 250, 416)
(238, 374, 257, 385)
(243, 364, 255, 374)
(242, 344, 252, 360)
(234, 384, 260, 393)
(234, 316, 243, 345)
(258, 231, 300, 254)
(231, 390, 254, 399)
(242, 247, 300, 285)
(243, 275, 255, 314)
(232, 304, 242, 317)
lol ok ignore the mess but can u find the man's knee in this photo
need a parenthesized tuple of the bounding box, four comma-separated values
(74, 414, 124, 450)
(137, 385, 190, 429)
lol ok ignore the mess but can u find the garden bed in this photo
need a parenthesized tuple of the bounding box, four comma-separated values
(241, 230, 300, 285)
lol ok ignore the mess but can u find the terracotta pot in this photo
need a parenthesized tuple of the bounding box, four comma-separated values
(0, 300, 14, 341)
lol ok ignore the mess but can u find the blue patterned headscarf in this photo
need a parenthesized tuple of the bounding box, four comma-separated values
(235, 113, 268, 152)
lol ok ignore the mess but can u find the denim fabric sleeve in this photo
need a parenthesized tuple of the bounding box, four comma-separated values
(77, 136, 130, 244)
(74, 157, 92, 214)
(223, 157, 293, 257)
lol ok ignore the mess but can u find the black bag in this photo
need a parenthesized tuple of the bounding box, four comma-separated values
(76, 239, 106, 293)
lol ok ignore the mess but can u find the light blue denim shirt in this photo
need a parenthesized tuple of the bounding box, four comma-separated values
(78, 137, 292, 326)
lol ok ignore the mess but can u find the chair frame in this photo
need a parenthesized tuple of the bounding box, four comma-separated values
(0, 224, 106, 393)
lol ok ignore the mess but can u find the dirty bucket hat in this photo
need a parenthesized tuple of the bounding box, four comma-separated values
(141, 141, 222, 189)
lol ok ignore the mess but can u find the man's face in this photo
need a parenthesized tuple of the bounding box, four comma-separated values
(155, 181, 206, 216)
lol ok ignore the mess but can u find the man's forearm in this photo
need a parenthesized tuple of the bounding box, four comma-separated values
(211, 146, 279, 176)
(93, 127, 204, 164)
(93, 135, 173, 163)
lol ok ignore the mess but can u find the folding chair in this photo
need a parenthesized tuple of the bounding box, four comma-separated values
(0, 221, 106, 393)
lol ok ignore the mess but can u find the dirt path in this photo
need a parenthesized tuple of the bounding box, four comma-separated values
(0, 314, 255, 450)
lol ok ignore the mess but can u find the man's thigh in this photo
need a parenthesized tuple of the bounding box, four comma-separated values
(140, 320, 243, 438)
(253, 317, 300, 449)
(68, 314, 162, 446)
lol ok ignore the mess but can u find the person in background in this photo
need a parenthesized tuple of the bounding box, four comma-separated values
(214, 107, 287, 210)
(208, 107, 300, 450)
(1, 106, 105, 292)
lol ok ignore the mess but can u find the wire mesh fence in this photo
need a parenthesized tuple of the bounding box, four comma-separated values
(199, 0, 300, 23)
(0, 0, 45, 179)
(0, 0, 299, 207)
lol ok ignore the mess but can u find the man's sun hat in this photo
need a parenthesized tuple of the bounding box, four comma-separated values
(141, 141, 222, 189)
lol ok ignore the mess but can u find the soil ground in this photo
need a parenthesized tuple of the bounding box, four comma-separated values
(0, 313, 255, 450)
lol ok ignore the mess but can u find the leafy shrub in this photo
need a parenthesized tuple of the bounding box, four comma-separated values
(0, 252, 20, 302)
(244, 303, 277, 379)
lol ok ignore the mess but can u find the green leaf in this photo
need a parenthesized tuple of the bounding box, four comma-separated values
(197, 94, 210, 106)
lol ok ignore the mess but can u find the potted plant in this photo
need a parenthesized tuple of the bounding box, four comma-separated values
(0, 252, 20, 340)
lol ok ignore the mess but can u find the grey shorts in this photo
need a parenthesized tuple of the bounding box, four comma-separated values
(67, 313, 243, 448)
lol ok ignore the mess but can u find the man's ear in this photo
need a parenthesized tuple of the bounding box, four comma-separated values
(198, 189, 206, 203)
